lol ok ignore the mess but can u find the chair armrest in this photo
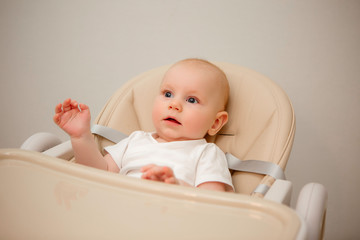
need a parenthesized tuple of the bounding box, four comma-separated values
(295, 183, 327, 240)
(43, 140, 74, 160)
(264, 179, 293, 205)
(21, 132, 62, 152)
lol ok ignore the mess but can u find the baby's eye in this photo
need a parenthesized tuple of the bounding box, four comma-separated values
(164, 91, 173, 98)
(186, 97, 198, 104)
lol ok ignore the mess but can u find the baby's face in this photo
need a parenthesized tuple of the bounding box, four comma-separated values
(152, 62, 226, 142)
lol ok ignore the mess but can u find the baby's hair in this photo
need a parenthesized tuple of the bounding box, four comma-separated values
(174, 58, 230, 109)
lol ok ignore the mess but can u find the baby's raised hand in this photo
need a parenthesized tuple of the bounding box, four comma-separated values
(140, 164, 179, 184)
(53, 98, 91, 138)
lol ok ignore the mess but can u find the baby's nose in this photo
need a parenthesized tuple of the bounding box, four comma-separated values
(168, 100, 182, 112)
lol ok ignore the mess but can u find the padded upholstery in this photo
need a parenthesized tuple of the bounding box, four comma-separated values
(93, 62, 295, 195)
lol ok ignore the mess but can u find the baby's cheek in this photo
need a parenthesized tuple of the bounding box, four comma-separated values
(152, 103, 162, 123)
(187, 116, 210, 136)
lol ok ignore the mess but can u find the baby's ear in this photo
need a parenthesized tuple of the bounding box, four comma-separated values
(208, 111, 228, 136)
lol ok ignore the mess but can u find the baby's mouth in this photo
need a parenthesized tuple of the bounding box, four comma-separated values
(164, 117, 182, 125)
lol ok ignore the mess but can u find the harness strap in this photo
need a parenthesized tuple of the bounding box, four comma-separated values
(226, 153, 286, 195)
(91, 124, 127, 143)
(226, 153, 285, 180)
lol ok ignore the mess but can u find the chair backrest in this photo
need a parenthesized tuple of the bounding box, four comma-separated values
(93, 62, 296, 195)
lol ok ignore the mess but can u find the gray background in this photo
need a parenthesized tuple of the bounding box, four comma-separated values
(1, 1, 359, 239)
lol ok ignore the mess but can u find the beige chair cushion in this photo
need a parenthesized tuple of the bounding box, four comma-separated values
(94, 62, 295, 195)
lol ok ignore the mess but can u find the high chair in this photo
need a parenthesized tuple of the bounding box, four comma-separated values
(0, 62, 327, 240)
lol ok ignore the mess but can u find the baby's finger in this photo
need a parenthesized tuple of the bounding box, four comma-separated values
(160, 166, 174, 178)
(78, 103, 89, 111)
(69, 100, 80, 112)
(164, 177, 177, 184)
(53, 113, 61, 125)
(62, 98, 72, 111)
(151, 166, 171, 180)
(141, 167, 163, 181)
(141, 171, 155, 180)
(55, 103, 63, 113)
(140, 164, 156, 172)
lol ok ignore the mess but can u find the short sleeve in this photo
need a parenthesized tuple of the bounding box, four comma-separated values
(195, 144, 234, 191)
(104, 136, 130, 170)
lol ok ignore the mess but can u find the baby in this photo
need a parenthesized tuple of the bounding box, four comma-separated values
(54, 58, 234, 192)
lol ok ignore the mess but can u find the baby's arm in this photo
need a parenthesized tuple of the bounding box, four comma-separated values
(54, 99, 119, 172)
(197, 182, 226, 191)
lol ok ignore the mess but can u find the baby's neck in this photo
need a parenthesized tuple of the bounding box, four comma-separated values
(150, 133, 167, 143)
(152, 133, 168, 143)
(151, 133, 202, 143)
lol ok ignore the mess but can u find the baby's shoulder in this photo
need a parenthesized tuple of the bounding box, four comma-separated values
(190, 141, 224, 156)
(202, 141, 222, 151)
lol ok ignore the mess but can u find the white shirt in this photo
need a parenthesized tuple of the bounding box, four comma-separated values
(105, 131, 234, 190)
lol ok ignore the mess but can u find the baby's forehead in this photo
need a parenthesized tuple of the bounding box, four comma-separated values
(164, 62, 222, 82)
(161, 67, 220, 88)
